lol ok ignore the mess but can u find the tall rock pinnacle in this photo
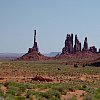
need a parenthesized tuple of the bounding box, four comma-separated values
(33, 30, 38, 52)
(62, 34, 74, 54)
(34, 30, 36, 46)
(82, 37, 88, 51)
(28, 30, 39, 53)
(74, 35, 81, 53)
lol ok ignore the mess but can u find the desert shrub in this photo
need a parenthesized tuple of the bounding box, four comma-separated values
(79, 85, 87, 91)
(26, 89, 61, 100)
(0, 83, 4, 88)
(4, 81, 36, 97)
(51, 83, 67, 95)
(5, 81, 35, 93)
(16, 83, 28, 92)
(26, 90, 38, 98)
(37, 89, 60, 99)
(36, 83, 52, 89)
(0, 90, 4, 96)
(15, 96, 25, 100)
(74, 64, 78, 68)
(4, 94, 15, 100)
(84, 94, 92, 100)
(71, 95, 77, 100)
(47, 89, 60, 98)
(6, 89, 19, 96)
(57, 68, 61, 70)
(82, 64, 86, 67)
(84, 88, 100, 100)
(90, 62, 100, 67)
(4, 81, 16, 87)
(25, 83, 35, 89)
(78, 85, 94, 93)
(35, 95, 43, 100)
(65, 62, 68, 65)
(68, 87, 75, 92)
(92, 88, 100, 100)
(49, 97, 60, 100)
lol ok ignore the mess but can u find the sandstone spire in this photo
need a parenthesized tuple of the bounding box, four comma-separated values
(74, 35, 81, 53)
(82, 37, 88, 51)
(33, 30, 38, 52)
(28, 30, 39, 53)
(62, 34, 74, 54)
(34, 30, 36, 46)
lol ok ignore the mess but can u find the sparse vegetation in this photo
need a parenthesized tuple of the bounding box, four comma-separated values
(0, 60, 99, 99)
(82, 64, 86, 67)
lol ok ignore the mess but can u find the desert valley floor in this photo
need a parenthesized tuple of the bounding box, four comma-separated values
(0, 56, 100, 100)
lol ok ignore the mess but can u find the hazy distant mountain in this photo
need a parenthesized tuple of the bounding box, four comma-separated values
(0, 53, 24, 60)
(0, 52, 61, 60)
(44, 52, 61, 57)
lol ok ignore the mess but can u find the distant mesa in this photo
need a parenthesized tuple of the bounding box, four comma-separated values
(83, 37, 88, 51)
(18, 30, 100, 61)
(44, 52, 61, 57)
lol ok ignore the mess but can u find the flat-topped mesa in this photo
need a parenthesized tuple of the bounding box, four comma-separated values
(74, 35, 81, 53)
(28, 30, 39, 53)
(82, 37, 88, 51)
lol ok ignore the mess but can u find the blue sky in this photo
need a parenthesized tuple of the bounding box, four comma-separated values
(0, 0, 100, 53)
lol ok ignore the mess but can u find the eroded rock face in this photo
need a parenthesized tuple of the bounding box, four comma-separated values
(82, 37, 88, 51)
(62, 34, 81, 54)
(89, 46, 97, 53)
(74, 35, 81, 53)
(98, 49, 100, 53)
(62, 34, 73, 54)
(61, 33, 100, 54)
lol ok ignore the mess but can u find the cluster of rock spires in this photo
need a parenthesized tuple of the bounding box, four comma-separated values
(19, 30, 100, 61)
(62, 33, 99, 54)
(62, 34, 81, 54)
